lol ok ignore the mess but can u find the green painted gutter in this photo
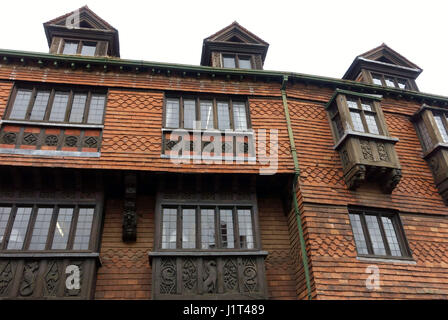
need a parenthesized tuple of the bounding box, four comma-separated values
(1, 48, 448, 105)
(281, 75, 312, 300)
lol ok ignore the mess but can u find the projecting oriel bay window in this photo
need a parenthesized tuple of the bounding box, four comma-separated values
(412, 104, 448, 204)
(326, 89, 402, 192)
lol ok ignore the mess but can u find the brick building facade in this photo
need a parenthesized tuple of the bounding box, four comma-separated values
(0, 6, 447, 300)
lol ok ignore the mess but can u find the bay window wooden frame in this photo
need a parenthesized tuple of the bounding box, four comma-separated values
(0, 200, 102, 253)
(348, 207, 412, 260)
(162, 94, 251, 131)
(5, 84, 107, 125)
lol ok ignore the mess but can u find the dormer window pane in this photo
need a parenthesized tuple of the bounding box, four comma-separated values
(372, 75, 383, 86)
(397, 79, 407, 89)
(223, 55, 236, 68)
(239, 57, 252, 69)
(63, 41, 79, 55)
(81, 43, 96, 56)
(385, 78, 395, 87)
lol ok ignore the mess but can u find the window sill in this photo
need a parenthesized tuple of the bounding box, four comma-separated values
(422, 142, 448, 159)
(356, 255, 416, 265)
(333, 130, 399, 150)
(162, 128, 254, 135)
(161, 154, 256, 162)
(0, 148, 101, 158)
(0, 119, 104, 129)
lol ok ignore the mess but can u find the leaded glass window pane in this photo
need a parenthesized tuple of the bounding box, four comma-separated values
(28, 207, 53, 250)
(29, 91, 50, 121)
(346, 99, 359, 109)
(365, 215, 386, 256)
(217, 102, 231, 130)
(223, 55, 236, 68)
(349, 214, 369, 255)
(7, 207, 32, 250)
(220, 209, 234, 249)
(233, 102, 248, 130)
(201, 209, 215, 249)
(87, 94, 106, 124)
(10, 89, 32, 119)
(183, 99, 196, 129)
(397, 79, 407, 89)
(361, 102, 373, 111)
(350, 111, 365, 132)
(63, 41, 78, 55)
(333, 114, 344, 139)
(417, 120, 433, 151)
(200, 101, 214, 130)
(51, 208, 73, 250)
(69, 94, 87, 123)
(73, 208, 94, 250)
(162, 208, 177, 249)
(381, 216, 402, 257)
(238, 209, 254, 249)
(49, 92, 69, 122)
(0, 206, 12, 244)
(365, 113, 379, 134)
(372, 75, 383, 86)
(182, 208, 196, 249)
(165, 98, 180, 128)
(434, 115, 448, 143)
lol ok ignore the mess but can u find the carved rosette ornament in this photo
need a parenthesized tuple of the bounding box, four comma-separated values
(1, 132, 17, 144)
(122, 173, 137, 242)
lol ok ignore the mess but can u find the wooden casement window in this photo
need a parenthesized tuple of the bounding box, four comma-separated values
(6, 86, 107, 125)
(160, 206, 256, 250)
(346, 97, 381, 135)
(0, 204, 98, 251)
(348, 208, 411, 259)
(222, 54, 253, 69)
(413, 107, 448, 153)
(164, 96, 251, 131)
(371, 73, 411, 90)
(60, 39, 98, 56)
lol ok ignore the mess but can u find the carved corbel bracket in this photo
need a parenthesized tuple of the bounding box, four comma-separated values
(122, 173, 137, 242)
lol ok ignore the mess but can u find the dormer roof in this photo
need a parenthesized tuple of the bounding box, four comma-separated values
(343, 43, 422, 81)
(200, 21, 269, 66)
(43, 6, 120, 57)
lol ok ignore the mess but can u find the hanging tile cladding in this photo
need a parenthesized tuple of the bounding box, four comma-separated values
(287, 89, 447, 215)
(302, 203, 448, 299)
(96, 192, 300, 300)
(0, 65, 293, 173)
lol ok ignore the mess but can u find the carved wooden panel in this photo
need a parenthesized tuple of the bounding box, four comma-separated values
(151, 253, 267, 299)
(0, 257, 98, 300)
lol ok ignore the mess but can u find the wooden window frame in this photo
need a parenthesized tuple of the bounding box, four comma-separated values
(348, 207, 412, 260)
(5, 84, 107, 125)
(163, 94, 251, 132)
(59, 38, 99, 56)
(221, 53, 254, 69)
(0, 201, 101, 253)
(158, 205, 257, 251)
(342, 95, 385, 136)
(370, 72, 411, 90)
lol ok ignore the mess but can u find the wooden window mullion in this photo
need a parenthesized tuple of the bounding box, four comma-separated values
(24, 88, 37, 120)
(45, 205, 58, 250)
(213, 98, 218, 130)
(1, 205, 17, 250)
(177, 205, 182, 249)
(22, 204, 38, 250)
(357, 99, 370, 133)
(83, 91, 93, 124)
(233, 206, 241, 249)
(377, 214, 391, 256)
(359, 212, 374, 255)
(67, 205, 80, 250)
(44, 89, 55, 121)
(64, 90, 75, 123)
(180, 97, 184, 129)
(214, 206, 220, 249)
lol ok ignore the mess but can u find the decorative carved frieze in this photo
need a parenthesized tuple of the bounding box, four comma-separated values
(19, 262, 39, 297)
(22, 133, 38, 146)
(1, 132, 17, 144)
(122, 173, 137, 242)
(44, 261, 60, 296)
(151, 253, 267, 299)
(0, 261, 14, 296)
(44, 135, 59, 146)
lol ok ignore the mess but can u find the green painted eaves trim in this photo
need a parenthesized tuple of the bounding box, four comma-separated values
(1, 48, 448, 104)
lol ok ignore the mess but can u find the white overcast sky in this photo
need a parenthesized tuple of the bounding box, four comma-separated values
(1, 0, 447, 96)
